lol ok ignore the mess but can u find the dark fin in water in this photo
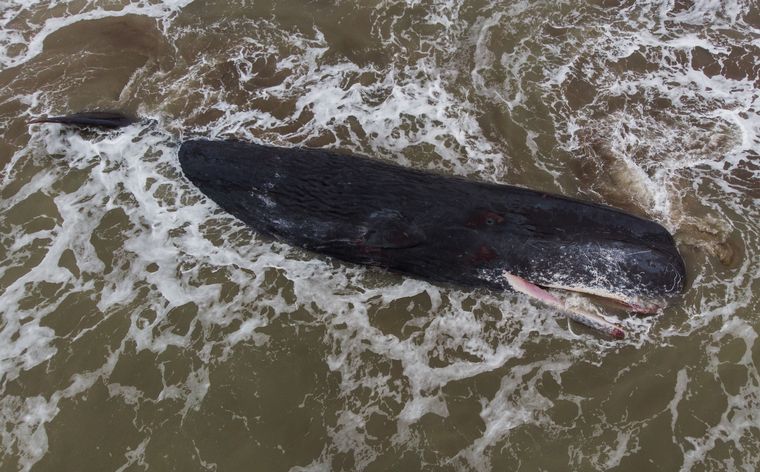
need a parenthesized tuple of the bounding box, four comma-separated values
(29, 111, 137, 129)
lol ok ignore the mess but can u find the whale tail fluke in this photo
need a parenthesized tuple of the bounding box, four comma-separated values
(29, 111, 137, 129)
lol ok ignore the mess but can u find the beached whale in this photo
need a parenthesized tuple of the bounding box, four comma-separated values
(178, 140, 686, 338)
(32, 112, 687, 338)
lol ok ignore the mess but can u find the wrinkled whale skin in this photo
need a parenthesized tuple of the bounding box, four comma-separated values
(178, 139, 686, 302)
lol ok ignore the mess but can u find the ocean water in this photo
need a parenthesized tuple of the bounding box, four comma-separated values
(0, 0, 758, 470)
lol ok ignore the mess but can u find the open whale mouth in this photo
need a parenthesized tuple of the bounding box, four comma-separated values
(503, 273, 627, 339)
(502, 272, 679, 340)
(543, 283, 665, 314)
(496, 232, 686, 339)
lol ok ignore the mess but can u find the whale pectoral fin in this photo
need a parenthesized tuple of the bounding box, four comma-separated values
(362, 209, 424, 249)
(503, 272, 625, 339)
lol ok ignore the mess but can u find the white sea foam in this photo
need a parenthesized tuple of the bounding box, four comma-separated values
(462, 0, 759, 468)
(0, 0, 759, 470)
(0, 0, 193, 69)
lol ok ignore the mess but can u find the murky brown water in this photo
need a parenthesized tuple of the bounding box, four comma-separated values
(1, 0, 759, 470)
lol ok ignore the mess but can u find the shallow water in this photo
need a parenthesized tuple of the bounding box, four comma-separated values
(0, 0, 758, 470)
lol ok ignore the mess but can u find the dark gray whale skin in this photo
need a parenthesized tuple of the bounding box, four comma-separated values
(178, 139, 686, 303)
(29, 111, 137, 128)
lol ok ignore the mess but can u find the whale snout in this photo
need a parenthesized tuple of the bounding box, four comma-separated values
(511, 237, 686, 307)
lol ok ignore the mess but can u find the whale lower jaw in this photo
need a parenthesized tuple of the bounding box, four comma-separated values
(503, 271, 677, 339)
(503, 273, 627, 339)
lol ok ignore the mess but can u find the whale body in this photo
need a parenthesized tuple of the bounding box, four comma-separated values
(178, 139, 686, 315)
